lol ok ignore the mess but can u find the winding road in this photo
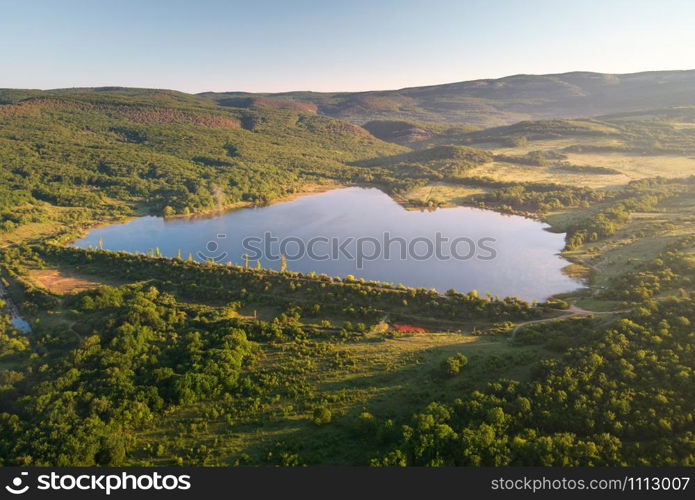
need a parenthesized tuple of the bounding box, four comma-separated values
(509, 304, 629, 340)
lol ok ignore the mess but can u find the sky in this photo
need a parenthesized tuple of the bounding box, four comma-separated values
(2, 0, 695, 93)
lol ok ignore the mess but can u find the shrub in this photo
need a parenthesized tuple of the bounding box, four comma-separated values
(312, 407, 332, 425)
(441, 353, 468, 377)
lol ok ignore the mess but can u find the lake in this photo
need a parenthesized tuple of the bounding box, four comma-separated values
(73, 187, 583, 301)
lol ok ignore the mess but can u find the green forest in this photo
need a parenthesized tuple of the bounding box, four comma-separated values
(0, 83, 694, 466)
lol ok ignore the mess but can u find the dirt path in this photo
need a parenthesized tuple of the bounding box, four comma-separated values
(509, 304, 629, 340)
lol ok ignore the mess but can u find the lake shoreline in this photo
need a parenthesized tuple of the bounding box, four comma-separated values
(162, 182, 347, 221)
(55, 182, 347, 246)
(73, 186, 584, 302)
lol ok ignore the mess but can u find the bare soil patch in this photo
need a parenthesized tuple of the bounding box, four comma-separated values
(29, 269, 105, 294)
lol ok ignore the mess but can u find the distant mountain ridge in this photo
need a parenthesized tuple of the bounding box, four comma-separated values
(200, 70, 695, 127)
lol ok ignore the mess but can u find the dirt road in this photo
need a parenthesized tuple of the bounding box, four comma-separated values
(510, 305, 628, 340)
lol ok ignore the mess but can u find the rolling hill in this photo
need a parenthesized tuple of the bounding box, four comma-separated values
(201, 70, 695, 127)
(4, 72, 695, 245)
(0, 87, 404, 242)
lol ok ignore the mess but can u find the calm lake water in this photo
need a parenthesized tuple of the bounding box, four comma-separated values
(74, 187, 582, 301)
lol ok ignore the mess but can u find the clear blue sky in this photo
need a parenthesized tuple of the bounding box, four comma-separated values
(2, 0, 694, 93)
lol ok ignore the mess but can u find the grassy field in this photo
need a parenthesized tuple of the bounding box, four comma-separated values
(461, 134, 695, 188)
(131, 329, 550, 465)
(465, 161, 629, 188)
(404, 182, 489, 206)
(564, 152, 695, 183)
(461, 154, 694, 189)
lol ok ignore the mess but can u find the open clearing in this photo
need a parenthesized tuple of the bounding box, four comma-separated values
(466, 161, 631, 189)
(465, 155, 695, 189)
(404, 183, 489, 206)
(29, 268, 106, 294)
(461, 136, 695, 189)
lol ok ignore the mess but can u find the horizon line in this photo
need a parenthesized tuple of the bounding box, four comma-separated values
(3, 67, 695, 96)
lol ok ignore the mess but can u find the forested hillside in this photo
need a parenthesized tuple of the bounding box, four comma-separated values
(0, 88, 402, 241)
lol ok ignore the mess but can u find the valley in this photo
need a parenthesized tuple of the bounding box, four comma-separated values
(0, 71, 694, 466)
